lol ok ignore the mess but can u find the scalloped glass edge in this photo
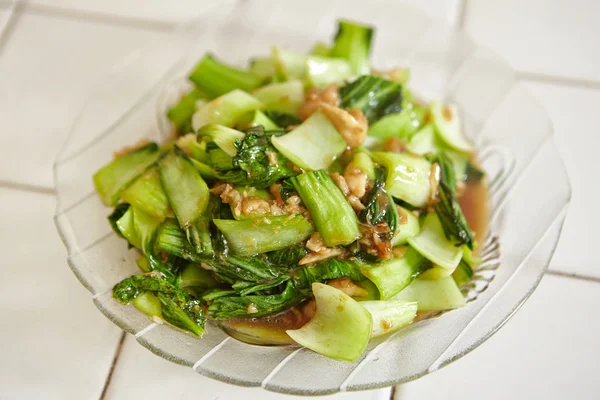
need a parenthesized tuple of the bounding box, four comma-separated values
(53, 0, 571, 395)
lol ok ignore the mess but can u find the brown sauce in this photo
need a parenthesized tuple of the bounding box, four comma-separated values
(219, 300, 314, 345)
(222, 180, 490, 345)
(459, 180, 490, 247)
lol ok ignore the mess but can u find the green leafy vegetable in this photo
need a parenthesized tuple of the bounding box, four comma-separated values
(186, 195, 219, 255)
(295, 258, 365, 288)
(159, 147, 210, 228)
(216, 128, 296, 188)
(310, 41, 331, 57)
(392, 276, 466, 312)
(252, 80, 305, 115)
(175, 134, 208, 162)
(213, 215, 313, 256)
(206, 145, 234, 171)
(207, 256, 367, 319)
(136, 255, 151, 272)
(177, 263, 219, 289)
(219, 255, 290, 283)
(120, 166, 170, 221)
(107, 203, 130, 239)
(286, 283, 372, 362)
(407, 212, 464, 271)
(157, 293, 205, 336)
(265, 246, 308, 267)
(430, 101, 474, 153)
(431, 153, 475, 250)
(339, 75, 403, 123)
(156, 219, 204, 263)
(113, 274, 180, 303)
(452, 260, 474, 288)
(197, 124, 245, 157)
(131, 292, 162, 317)
(208, 281, 304, 318)
(93, 143, 161, 206)
(232, 276, 290, 296)
(188, 54, 264, 98)
(249, 56, 276, 80)
(115, 205, 177, 280)
(434, 152, 457, 192)
(465, 161, 485, 184)
(368, 102, 427, 140)
(290, 170, 360, 246)
(159, 147, 211, 254)
(191, 89, 263, 130)
(167, 89, 206, 134)
(371, 151, 432, 208)
(272, 47, 306, 81)
(330, 20, 374, 75)
(114, 273, 206, 335)
(263, 110, 302, 128)
(306, 56, 353, 88)
(352, 152, 376, 180)
(391, 206, 420, 246)
(236, 110, 280, 131)
(361, 300, 417, 339)
(359, 168, 399, 239)
(271, 111, 347, 171)
(360, 247, 428, 300)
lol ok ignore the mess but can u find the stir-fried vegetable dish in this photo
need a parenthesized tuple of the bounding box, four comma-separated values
(93, 19, 487, 362)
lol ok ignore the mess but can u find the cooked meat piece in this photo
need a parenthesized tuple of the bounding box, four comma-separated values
(347, 195, 366, 212)
(344, 162, 368, 198)
(298, 84, 339, 120)
(241, 197, 271, 215)
(305, 232, 326, 253)
(383, 137, 406, 153)
(299, 247, 345, 266)
(330, 172, 350, 196)
(320, 103, 367, 148)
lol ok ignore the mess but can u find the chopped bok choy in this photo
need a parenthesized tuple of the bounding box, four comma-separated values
(214, 215, 313, 256)
(92, 18, 488, 363)
(290, 170, 360, 246)
(191, 89, 263, 130)
(93, 143, 160, 206)
(286, 283, 372, 362)
(393, 276, 466, 312)
(271, 111, 346, 171)
(361, 300, 418, 338)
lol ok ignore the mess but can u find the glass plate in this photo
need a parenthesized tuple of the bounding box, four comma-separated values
(53, 0, 571, 395)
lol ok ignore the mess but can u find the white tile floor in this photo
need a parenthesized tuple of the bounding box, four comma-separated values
(0, 189, 123, 400)
(523, 82, 600, 279)
(104, 335, 389, 400)
(465, 0, 600, 82)
(0, 5, 157, 188)
(396, 274, 600, 400)
(1, 1, 599, 399)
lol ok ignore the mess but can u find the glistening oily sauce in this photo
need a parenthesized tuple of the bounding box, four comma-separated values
(220, 179, 490, 346)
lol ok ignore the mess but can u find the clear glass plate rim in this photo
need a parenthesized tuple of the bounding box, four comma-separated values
(52, 2, 572, 394)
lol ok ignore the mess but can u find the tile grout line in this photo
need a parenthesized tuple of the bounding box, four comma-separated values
(390, 384, 398, 400)
(25, 2, 600, 96)
(517, 71, 600, 90)
(99, 331, 126, 400)
(22, 2, 177, 32)
(0, 180, 55, 195)
(0, 0, 22, 58)
(456, 0, 470, 29)
(545, 269, 600, 284)
(454, 0, 600, 90)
